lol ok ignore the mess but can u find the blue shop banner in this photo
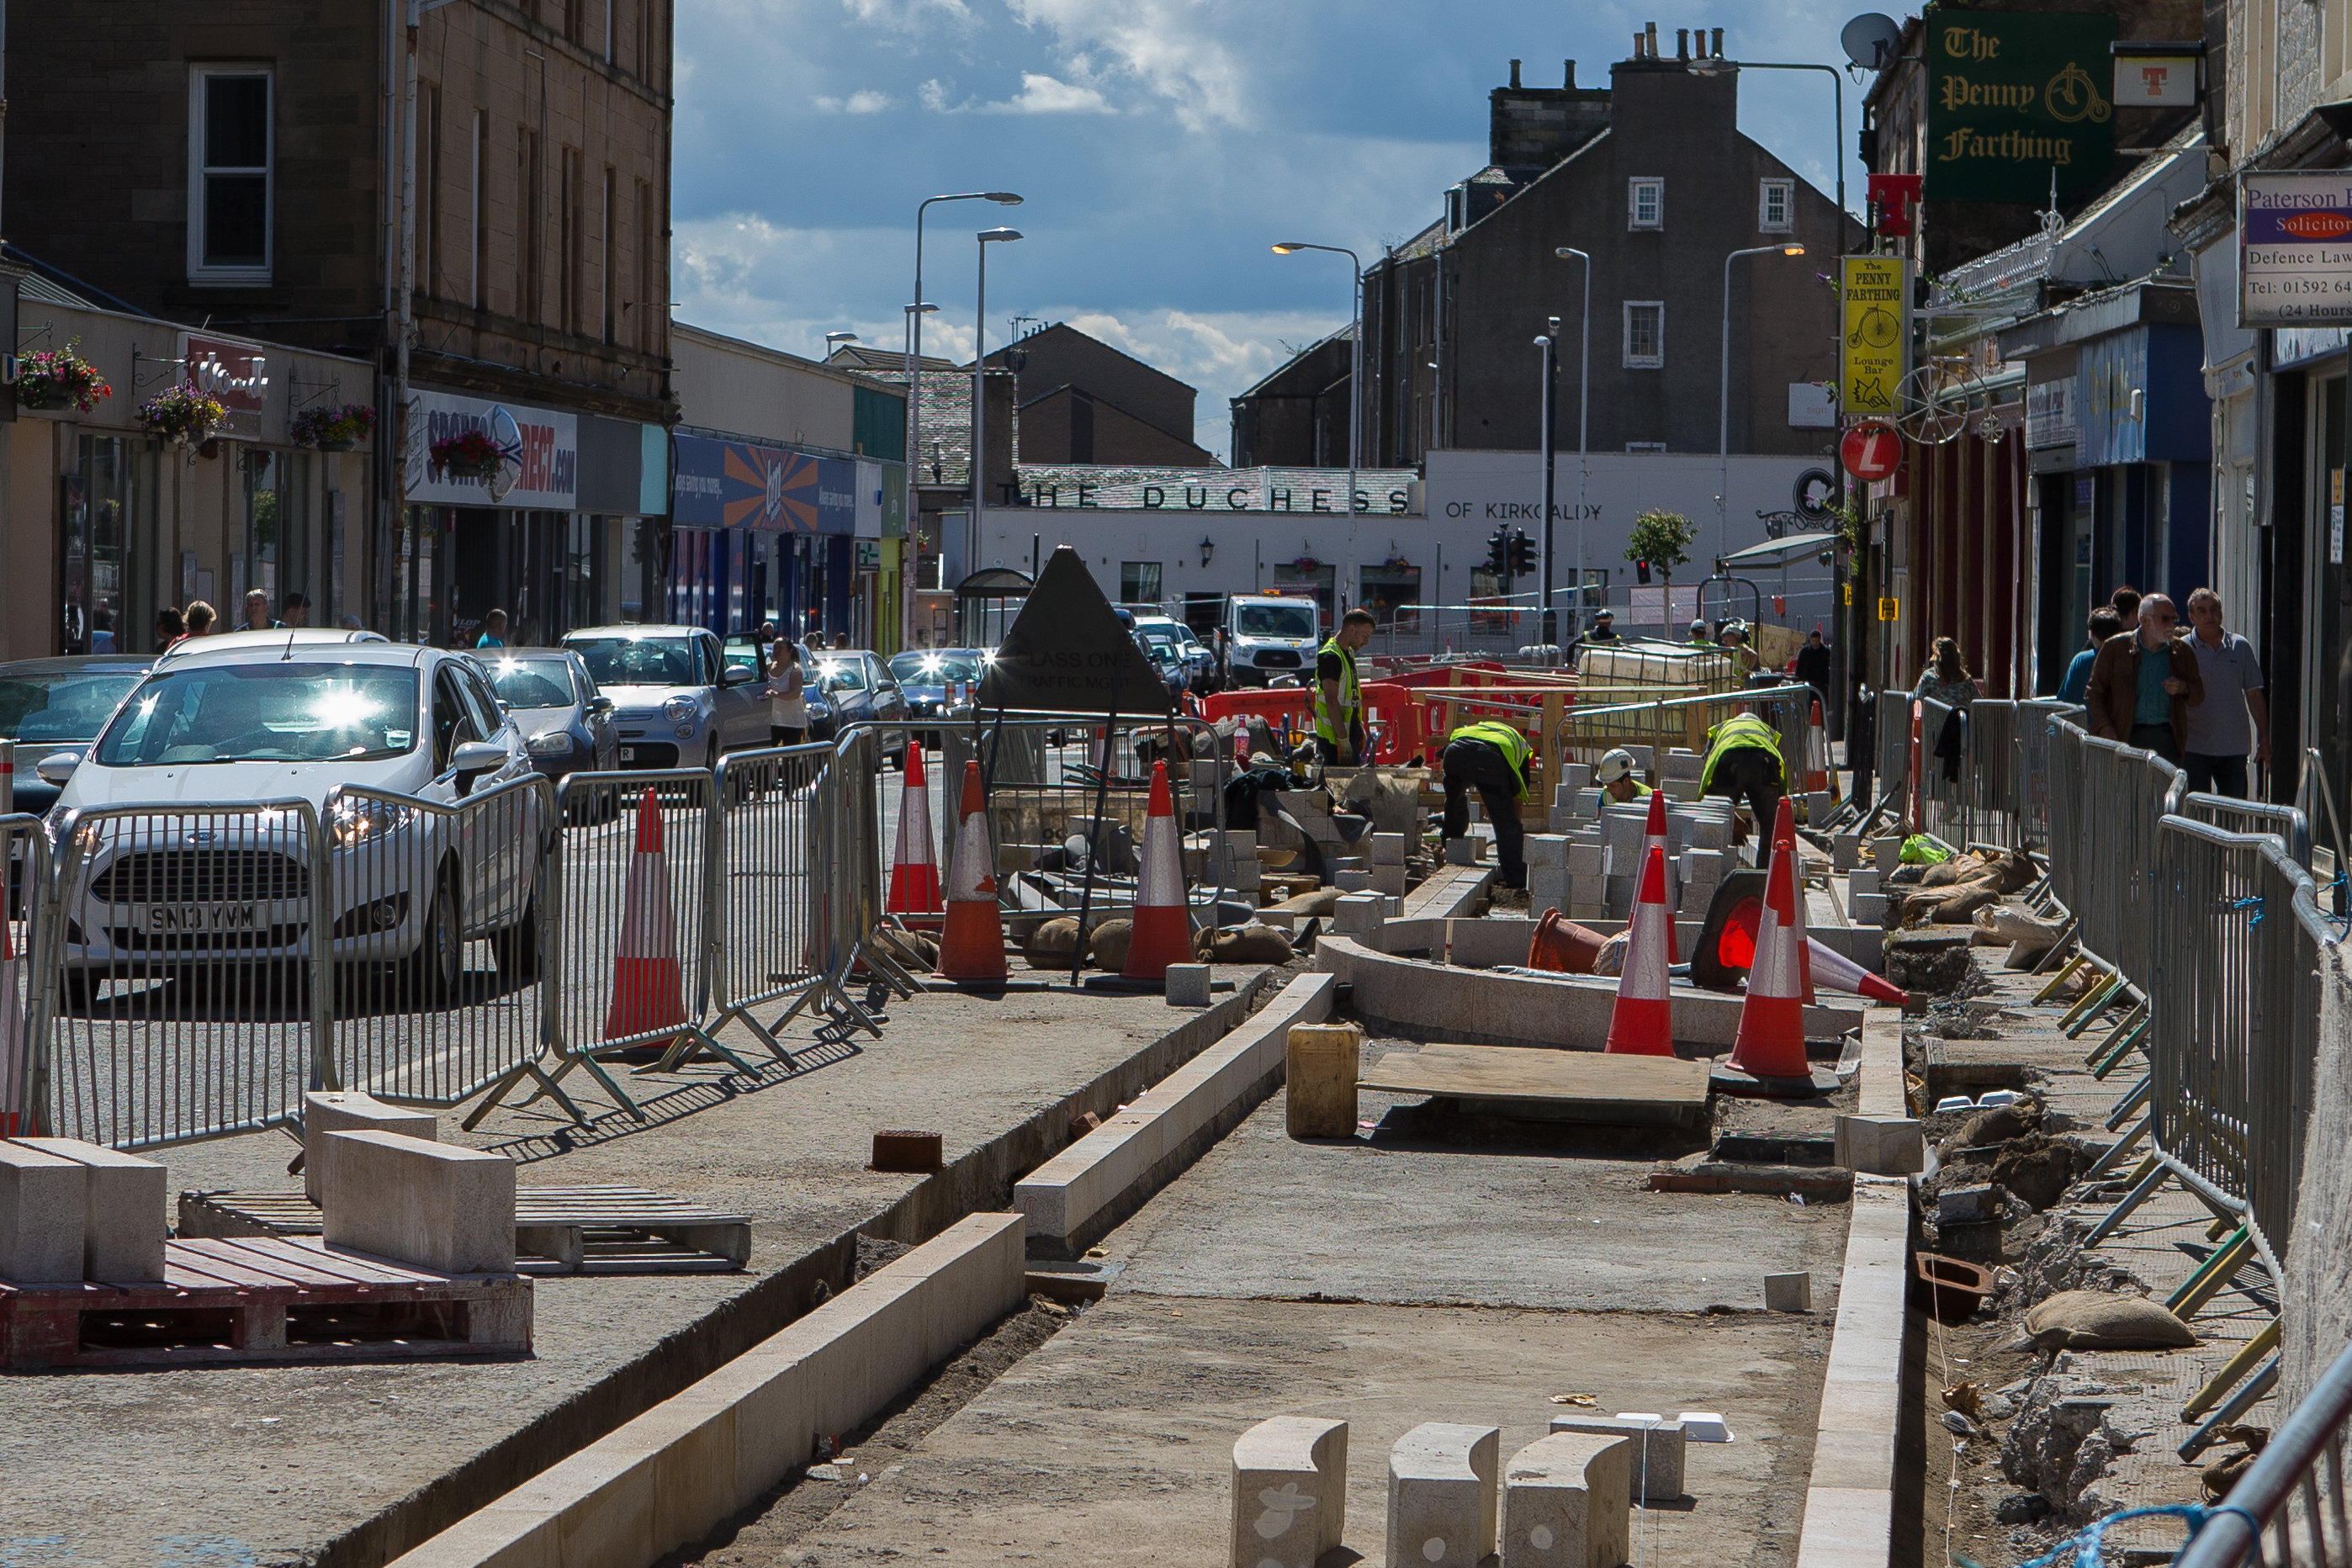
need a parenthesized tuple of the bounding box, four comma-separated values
(672, 433, 856, 534)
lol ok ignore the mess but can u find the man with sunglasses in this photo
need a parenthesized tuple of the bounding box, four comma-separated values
(2084, 591, 2203, 765)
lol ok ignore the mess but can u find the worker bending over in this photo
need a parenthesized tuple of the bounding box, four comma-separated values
(1440, 720, 1533, 890)
(1701, 707, 1784, 847)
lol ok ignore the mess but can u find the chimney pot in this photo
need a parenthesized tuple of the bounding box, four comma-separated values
(1645, 21, 1659, 56)
(1565, 59, 1576, 87)
(1676, 28, 1690, 61)
(1711, 27, 1724, 57)
(1509, 57, 1522, 87)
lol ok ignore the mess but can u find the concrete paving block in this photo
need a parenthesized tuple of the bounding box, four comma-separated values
(20, 1138, 166, 1283)
(1766, 1271, 1814, 1311)
(1165, 964, 1212, 1008)
(1624, 745, 1654, 770)
(1808, 791, 1836, 823)
(1835, 1113, 1925, 1177)
(1370, 831, 1409, 865)
(320, 1130, 515, 1275)
(305, 1090, 437, 1205)
(1560, 762, 1593, 792)
(1546, 1416, 1684, 1501)
(1871, 834, 1904, 871)
(1834, 831, 1863, 871)
(1528, 873, 1570, 914)
(1370, 862, 1408, 897)
(1444, 837, 1486, 866)
(1566, 844, 1603, 877)
(1385, 896, 1404, 919)
(1576, 787, 1605, 817)
(1568, 900, 1609, 922)
(0, 1142, 87, 1285)
(1386, 1422, 1500, 1568)
(1503, 1431, 1631, 1568)
(1846, 866, 1880, 898)
(1335, 869, 1373, 893)
(1232, 1416, 1348, 1568)
(1527, 834, 1570, 868)
(1286, 1023, 1362, 1139)
(1936, 1185, 1998, 1225)
(1661, 778, 1703, 803)
(1333, 893, 1385, 935)
(1849, 893, 1888, 924)
(1549, 808, 1578, 833)
(1661, 749, 1703, 780)
(1679, 815, 1731, 850)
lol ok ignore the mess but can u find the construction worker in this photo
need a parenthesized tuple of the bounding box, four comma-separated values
(1701, 705, 1785, 847)
(1687, 618, 1714, 649)
(1595, 747, 1651, 803)
(1312, 607, 1377, 765)
(1441, 720, 1533, 890)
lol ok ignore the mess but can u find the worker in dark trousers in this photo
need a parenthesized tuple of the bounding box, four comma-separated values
(1440, 720, 1533, 890)
(1700, 707, 1785, 850)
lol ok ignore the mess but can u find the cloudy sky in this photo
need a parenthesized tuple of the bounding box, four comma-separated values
(674, 1, 1872, 461)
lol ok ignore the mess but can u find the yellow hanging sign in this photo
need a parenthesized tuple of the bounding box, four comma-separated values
(1878, 596, 1900, 622)
(1841, 257, 1912, 420)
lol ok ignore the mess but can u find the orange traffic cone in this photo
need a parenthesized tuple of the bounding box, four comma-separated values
(887, 739, 943, 924)
(1527, 908, 1610, 973)
(0, 909, 29, 1137)
(1772, 798, 1815, 1004)
(604, 787, 689, 1055)
(1123, 762, 1195, 981)
(1643, 787, 1680, 961)
(1724, 825, 1810, 1083)
(1808, 938, 1910, 1006)
(1605, 845, 1676, 1057)
(936, 761, 1009, 983)
(1805, 700, 1831, 794)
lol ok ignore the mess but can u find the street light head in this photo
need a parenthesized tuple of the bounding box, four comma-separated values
(825, 331, 859, 345)
(904, 302, 940, 315)
(1534, 336, 1550, 347)
(979, 227, 1023, 242)
(1272, 242, 1308, 255)
(984, 192, 1024, 204)
(1781, 243, 1806, 256)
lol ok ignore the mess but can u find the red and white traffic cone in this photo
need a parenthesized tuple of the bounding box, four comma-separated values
(1724, 825, 1811, 1085)
(1806, 700, 1832, 795)
(1807, 938, 1910, 1006)
(936, 761, 1009, 983)
(0, 910, 28, 1137)
(604, 787, 689, 1056)
(1124, 762, 1194, 981)
(1605, 845, 1677, 1057)
(1772, 797, 1815, 1004)
(1643, 787, 1680, 961)
(887, 739, 943, 926)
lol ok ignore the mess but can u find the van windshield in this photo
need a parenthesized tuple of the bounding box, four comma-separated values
(1235, 603, 1317, 639)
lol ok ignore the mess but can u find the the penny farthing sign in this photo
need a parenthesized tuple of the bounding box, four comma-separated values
(1841, 421, 1903, 484)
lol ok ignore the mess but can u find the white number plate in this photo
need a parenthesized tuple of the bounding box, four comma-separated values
(146, 903, 260, 933)
(619, 746, 638, 762)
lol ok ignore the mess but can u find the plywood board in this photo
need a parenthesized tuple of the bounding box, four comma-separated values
(1361, 1043, 1710, 1125)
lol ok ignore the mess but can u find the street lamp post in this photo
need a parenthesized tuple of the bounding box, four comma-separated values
(1272, 241, 1362, 619)
(1535, 321, 1558, 650)
(908, 191, 1022, 590)
(1687, 56, 1848, 225)
(971, 227, 1023, 576)
(1719, 243, 1806, 559)
(1552, 245, 1592, 641)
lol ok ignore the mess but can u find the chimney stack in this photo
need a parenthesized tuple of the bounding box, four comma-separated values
(1509, 58, 1522, 87)
(1711, 27, 1724, 57)
(1565, 59, 1576, 87)
(1676, 27, 1690, 61)
(1645, 21, 1660, 57)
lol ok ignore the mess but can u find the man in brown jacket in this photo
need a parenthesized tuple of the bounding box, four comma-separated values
(2084, 591, 2204, 763)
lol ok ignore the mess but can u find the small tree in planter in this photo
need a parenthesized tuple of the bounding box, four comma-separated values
(138, 383, 227, 449)
(17, 342, 111, 413)
(1624, 507, 1696, 585)
(289, 401, 377, 450)
(429, 428, 504, 482)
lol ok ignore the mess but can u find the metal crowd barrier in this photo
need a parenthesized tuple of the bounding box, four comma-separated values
(2014, 698, 2078, 848)
(707, 740, 845, 1056)
(2, 813, 49, 1135)
(2180, 791, 2315, 869)
(1873, 689, 1910, 812)
(2175, 1338, 2352, 1568)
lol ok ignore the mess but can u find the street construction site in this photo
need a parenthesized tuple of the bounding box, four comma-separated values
(2, 561, 2345, 1568)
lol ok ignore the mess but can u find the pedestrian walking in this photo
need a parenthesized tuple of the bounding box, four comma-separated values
(1440, 720, 1534, 890)
(154, 606, 185, 652)
(2111, 585, 2142, 626)
(2180, 587, 2269, 798)
(1311, 607, 1375, 766)
(1700, 702, 1784, 845)
(282, 592, 311, 628)
(2084, 591, 2202, 764)
(1912, 637, 1978, 709)
(475, 608, 510, 649)
(241, 588, 281, 632)
(183, 601, 216, 638)
(1794, 628, 1831, 711)
(2057, 608, 2124, 704)
(768, 636, 807, 747)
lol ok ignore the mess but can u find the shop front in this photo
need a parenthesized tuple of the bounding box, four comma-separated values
(670, 432, 866, 645)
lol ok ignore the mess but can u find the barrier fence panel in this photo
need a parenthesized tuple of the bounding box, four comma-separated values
(2175, 1338, 2352, 1568)
(709, 741, 839, 1055)
(37, 799, 330, 1152)
(326, 775, 559, 1109)
(2180, 792, 2315, 870)
(3, 813, 50, 1136)
(2015, 700, 2078, 850)
(2150, 818, 2266, 1216)
(1875, 690, 1911, 813)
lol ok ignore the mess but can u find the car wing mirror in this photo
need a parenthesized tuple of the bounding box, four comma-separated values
(34, 750, 81, 785)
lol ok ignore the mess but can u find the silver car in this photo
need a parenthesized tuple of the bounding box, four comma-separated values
(560, 624, 767, 770)
(474, 649, 617, 781)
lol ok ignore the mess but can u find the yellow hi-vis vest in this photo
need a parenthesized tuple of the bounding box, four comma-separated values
(1311, 636, 1361, 745)
(1701, 712, 1784, 792)
(1448, 721, 1534, 797)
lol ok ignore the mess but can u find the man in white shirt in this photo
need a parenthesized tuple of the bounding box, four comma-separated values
(2181, 587, 2269, 800)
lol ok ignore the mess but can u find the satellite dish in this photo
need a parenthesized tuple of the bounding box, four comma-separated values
(1841, 13, 1902, 72)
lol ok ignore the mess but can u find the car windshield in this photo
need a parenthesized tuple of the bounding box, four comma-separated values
(484, 656, 579, 710)
(94, 664, 419, 765)
(889, 652, 984, 685)
(1236, 603, 1318, 639)
(567, 636, 698, 687)
(817, 660, 869, 693)
(0, 670, 144, 746)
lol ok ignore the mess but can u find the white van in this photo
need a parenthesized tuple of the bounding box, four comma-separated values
(1217, 594, 1322, 688)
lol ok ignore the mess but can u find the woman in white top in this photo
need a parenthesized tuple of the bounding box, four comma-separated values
(769, 636, 808, 745)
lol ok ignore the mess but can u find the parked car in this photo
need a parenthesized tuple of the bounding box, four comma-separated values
(474, 649, 617, 782)
(0, 654, 153, 821)
(887, 648, 987, 744)
(813, 650, 908, 760)
(40, 630, 541, 997)
(1131, 622, 1195, 706)
(561, 624, 766, 769)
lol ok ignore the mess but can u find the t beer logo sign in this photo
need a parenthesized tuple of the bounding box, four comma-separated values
(1841, 421, 1903, 484)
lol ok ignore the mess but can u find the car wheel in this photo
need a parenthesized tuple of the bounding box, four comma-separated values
(495, 892, 542, 979)
(407, 869, 462, 1004)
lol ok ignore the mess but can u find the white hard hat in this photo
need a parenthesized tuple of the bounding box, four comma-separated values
(1597, 748, 1636, 785)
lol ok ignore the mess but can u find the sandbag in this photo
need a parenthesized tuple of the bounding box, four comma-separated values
(1974, 904, 2065, 951)
(1267, 887, 1342, 918)
(2024, 1290, 2198, 1349)
(872, 925, 938, 973)
(1194, 922, 1295, 964)
(1087, 918, 1134, 972)
(1023, 916, 1094, 967)
(1589, 930, 1632, 978)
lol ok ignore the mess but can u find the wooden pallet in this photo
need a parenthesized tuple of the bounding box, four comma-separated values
(1360, 1041, 1713, 1127)
(0, 1236, 531, 1369)
(178, 1185, 753, 1275)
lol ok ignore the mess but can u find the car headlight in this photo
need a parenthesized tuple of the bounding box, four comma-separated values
(661, 696, 697, 723)
(330, 800, 418, 848)
(673, 723, 697, 739)
(527, 731, 575, 756)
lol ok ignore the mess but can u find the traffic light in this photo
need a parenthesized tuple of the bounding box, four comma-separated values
(1508, 529, 1537, 575)
(1486, 528, 1510, 576)
(1635, 559, 1652, 584)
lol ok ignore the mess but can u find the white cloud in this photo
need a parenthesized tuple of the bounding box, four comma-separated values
(813, 88, 898, 113)
(841, 0, 972, 34)
(917, 77, 952, 111)
(1005, 0, 1250, 130)
(982, 72, 1115, 114)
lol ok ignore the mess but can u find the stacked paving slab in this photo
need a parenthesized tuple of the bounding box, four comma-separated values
(1528, 753, 1737, 921)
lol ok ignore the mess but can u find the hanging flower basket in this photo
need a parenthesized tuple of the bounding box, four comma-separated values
(289, 400, 376, 451)
(16, 342, 111, 413)
(1290, 555, 1322, 573)
(429, 428, 505, 483)
(138, 383, 227, 448)
(1381, 554, 1412, 573)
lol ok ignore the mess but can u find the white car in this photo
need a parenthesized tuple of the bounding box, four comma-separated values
(561, 623, 768, 771)
(38, 630, 542, 997)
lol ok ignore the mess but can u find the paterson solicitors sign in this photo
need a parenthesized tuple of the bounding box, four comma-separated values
(2239, 172, 2352, 327)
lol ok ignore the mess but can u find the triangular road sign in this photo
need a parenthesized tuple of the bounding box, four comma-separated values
(977, 544, 1173, 716)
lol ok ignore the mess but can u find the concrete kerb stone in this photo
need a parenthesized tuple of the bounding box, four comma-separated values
(305, 1089, 437, 1205)
(386, 1214, 1026, 1568)
(1015, 972, 1339, 1257)
(1836, 1012, 1923, 1178)
(1790, 1174, 1914, 1568)
(1502, 1430, 1633, 1568)
(19, 1137, 167, 1283)
(319, 1131, 516, 1276)
(1231, 1415, 1349, 1568)
(0, 1141, 87, 1285)
(1386, 1422, 1501, 1568)
(1406, 864, 1496, 922)
(1546, 1416, 1684, 1500)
